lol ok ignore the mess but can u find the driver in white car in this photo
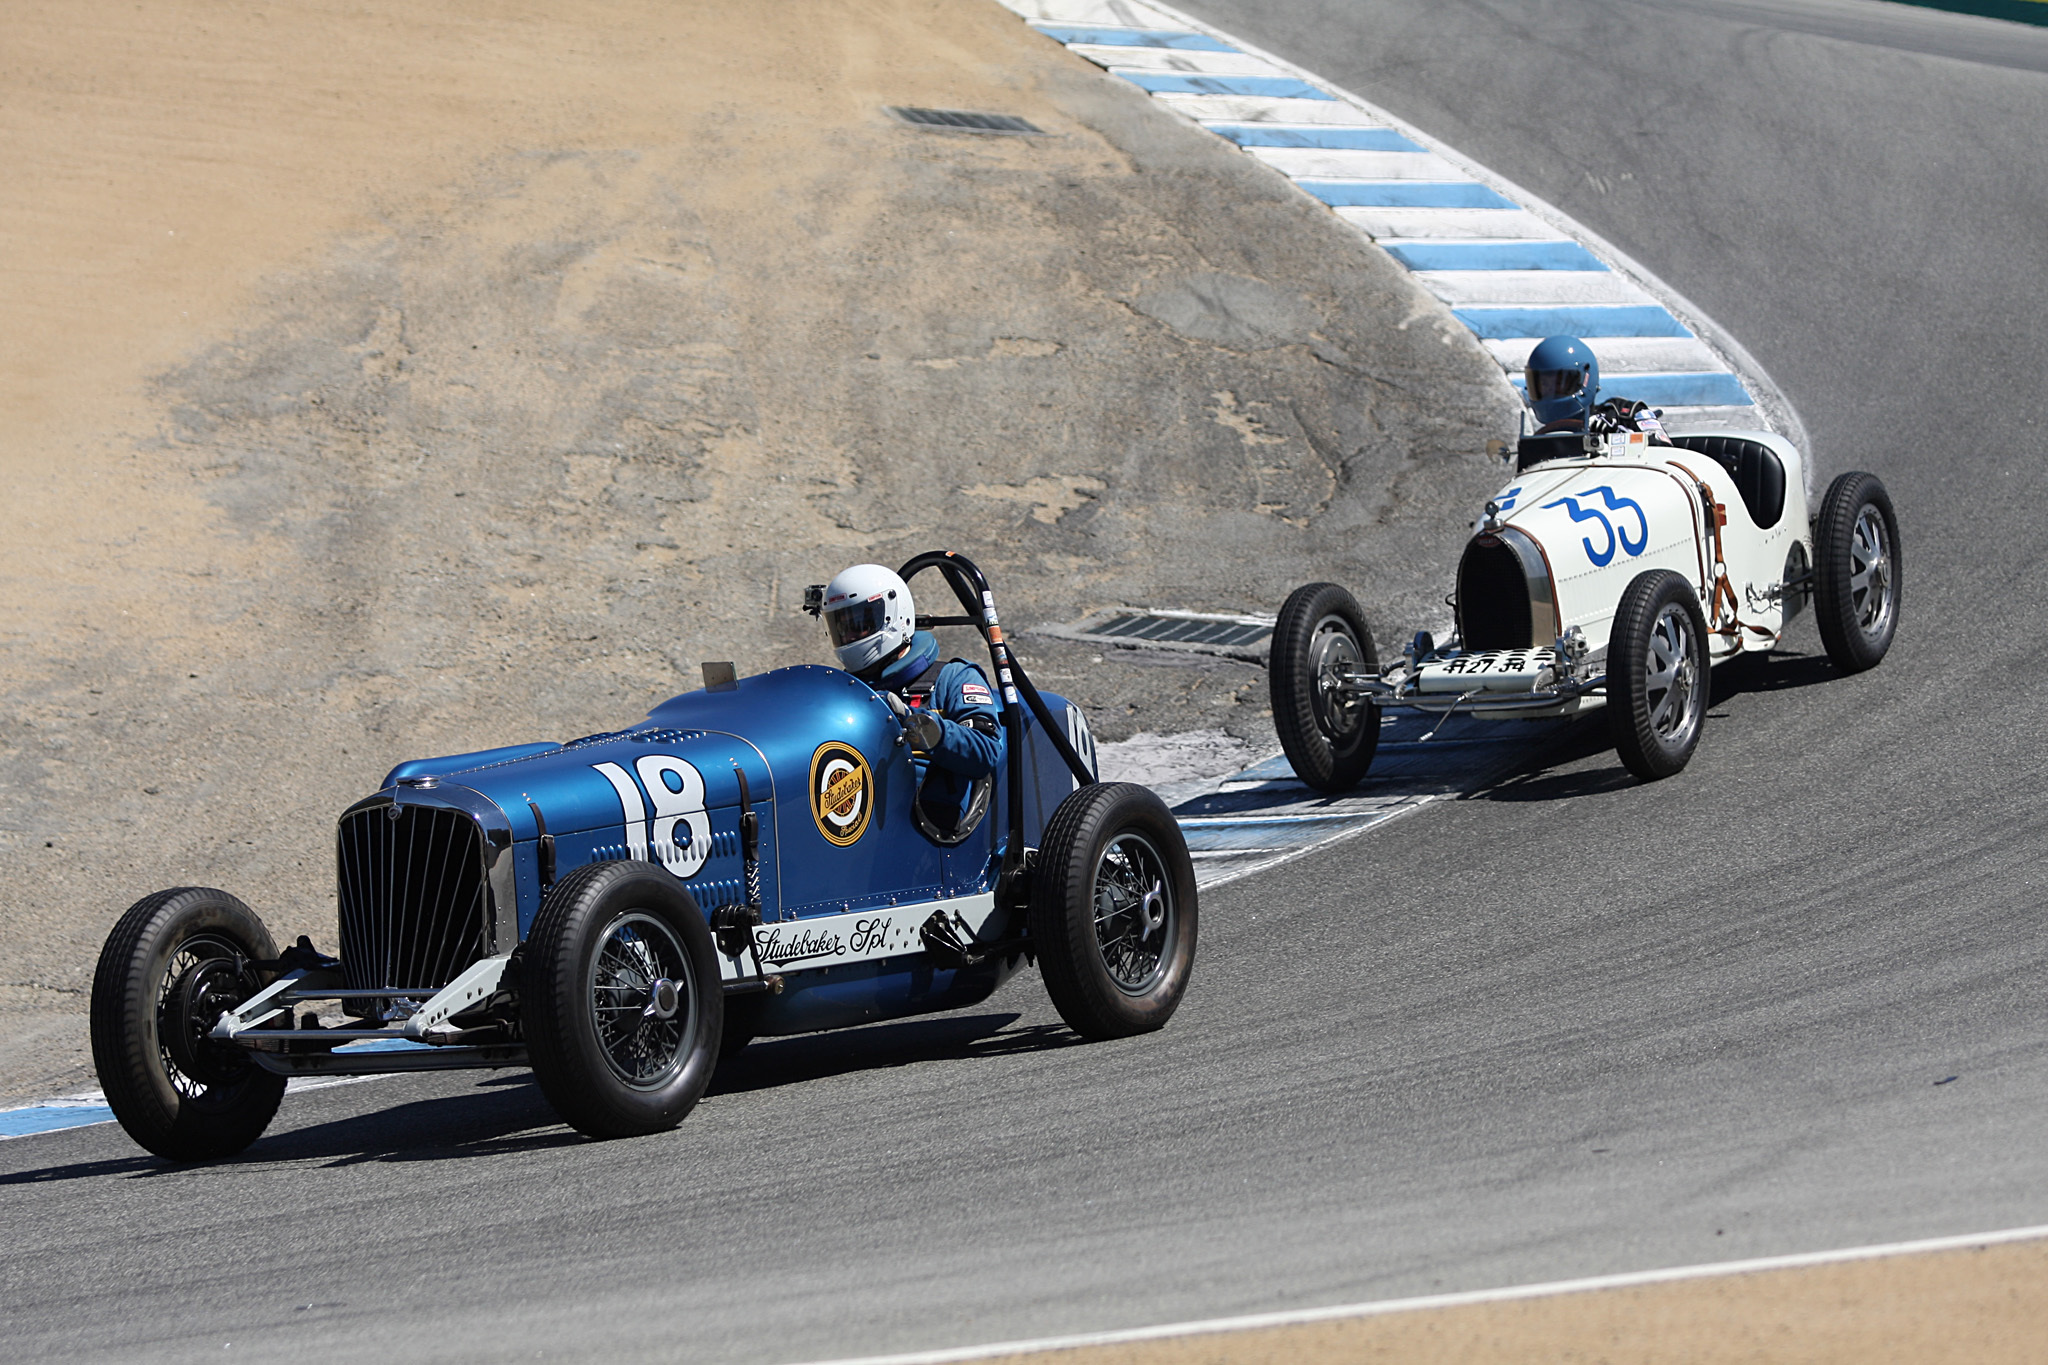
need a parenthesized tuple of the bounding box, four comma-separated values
(1526, 334, 1672, 444)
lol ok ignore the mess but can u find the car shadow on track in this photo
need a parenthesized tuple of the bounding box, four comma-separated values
(1465, 648, 1844, 803)
(260, 1081, 581, 1166)
(711, 1011, 1077, 1096)
(0, 1017, 1081, 1183)
(0, 1081, 578, 1184)
(0, 1153, 162, 1185)
(1708, 647, 1843, 697)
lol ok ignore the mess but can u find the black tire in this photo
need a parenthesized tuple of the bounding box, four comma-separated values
(1607, 569, 1711, 782)
(1813, 471, 1901, 674)
(1269, 582, 1381, 793)
(89, 887, 288, 1161)
(718, 993, 762, 1065)
(523, 861, 723, 1139)
(1030, 783, 1198, 1040)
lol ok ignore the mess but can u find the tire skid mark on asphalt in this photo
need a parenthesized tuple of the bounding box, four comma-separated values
(1002, 0, 1807, 447)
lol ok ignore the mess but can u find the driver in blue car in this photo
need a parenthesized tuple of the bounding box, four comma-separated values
(814, 563, 1004, 836)
(1525, 334, 1672, 444)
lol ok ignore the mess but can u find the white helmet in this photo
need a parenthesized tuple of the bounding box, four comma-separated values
(821, 564, 915, 676)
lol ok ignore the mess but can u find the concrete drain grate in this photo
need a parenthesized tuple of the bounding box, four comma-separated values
(1032, 609, 1275, 661)
(887, 107, 1044, 135)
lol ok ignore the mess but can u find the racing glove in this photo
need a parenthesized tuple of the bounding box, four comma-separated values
(884, 691, 944, 752)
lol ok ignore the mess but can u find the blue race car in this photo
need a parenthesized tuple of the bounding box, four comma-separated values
(90, 552, 1198, 1158)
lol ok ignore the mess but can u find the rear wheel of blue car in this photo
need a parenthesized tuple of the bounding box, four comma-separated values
(1031, 783, 1198, 1040)
(90, 887, 289, 1162)
(523, 861, 723, 1139)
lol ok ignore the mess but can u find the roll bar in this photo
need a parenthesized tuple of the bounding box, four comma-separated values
(895, 550, 1098, 890)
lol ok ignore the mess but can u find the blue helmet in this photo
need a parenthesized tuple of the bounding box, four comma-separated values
(1524, 335, 1599, 425)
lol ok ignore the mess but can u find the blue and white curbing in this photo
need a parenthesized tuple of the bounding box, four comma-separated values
(0, 1092, 117, 1139)
(999, 0, 1807, 447)
(1099, 709, 1569, 890)
(0, 1064, 393, 1143)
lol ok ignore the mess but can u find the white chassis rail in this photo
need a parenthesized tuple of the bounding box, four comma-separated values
(204, 892, 1011, 1077)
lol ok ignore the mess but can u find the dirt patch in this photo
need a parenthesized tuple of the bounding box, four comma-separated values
(967, 1237, 2048, 1364)
(0, 0, 1512, 1101)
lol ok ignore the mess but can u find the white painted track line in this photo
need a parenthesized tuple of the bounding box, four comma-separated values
(1338, 206, 1560, 240)
(1069, 46, 1289, 76)
(791, 1222, 2048, 1365)
(1486, 334, 1725, 372)
(1419, 270, 1650, 307)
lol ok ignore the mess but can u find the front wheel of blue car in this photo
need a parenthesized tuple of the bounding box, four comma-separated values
(89, 887, 288, 1162)
(523, 861, 723, 1139)
(1030, 783, 1198, 1040)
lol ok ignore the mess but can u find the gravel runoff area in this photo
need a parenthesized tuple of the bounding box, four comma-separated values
(0, 0, 1516, 1103)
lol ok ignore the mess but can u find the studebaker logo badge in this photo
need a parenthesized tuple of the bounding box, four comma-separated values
(809, 742, 872, 846)
(753, 924, 847, 968)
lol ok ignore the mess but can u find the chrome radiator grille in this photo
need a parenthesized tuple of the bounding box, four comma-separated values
(336, 803, 494, 992)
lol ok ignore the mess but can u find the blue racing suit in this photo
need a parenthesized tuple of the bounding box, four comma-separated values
(872, 631, 1004, 836)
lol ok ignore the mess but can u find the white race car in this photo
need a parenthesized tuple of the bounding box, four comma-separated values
(1269, 418, 1902, 786)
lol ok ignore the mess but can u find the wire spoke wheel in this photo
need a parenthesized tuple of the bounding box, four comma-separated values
(587, 912, 698, 1089)
(525, 861, 722, 1139)
(1030, 783, 1199, 1040)
(1090, 832, 1174, 995)
(156, 935, 260, 1101)
(91, 887, 289, 1160)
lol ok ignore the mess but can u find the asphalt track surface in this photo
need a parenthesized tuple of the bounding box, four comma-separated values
(4, 3, 2046, 1361)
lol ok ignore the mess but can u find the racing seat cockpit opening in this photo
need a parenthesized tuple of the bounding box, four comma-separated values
(894, 551, 1097, 893)
(1666, 435, 1787, 528)
(1515, 431, 1585, 473)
